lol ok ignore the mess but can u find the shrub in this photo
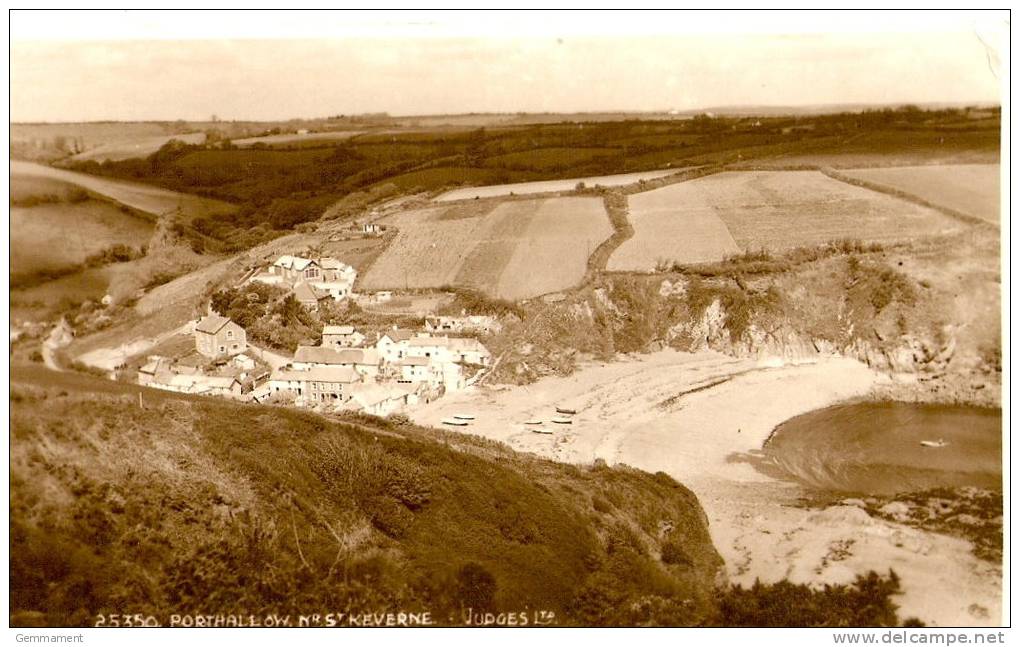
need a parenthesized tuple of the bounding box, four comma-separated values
(360, 495, 413, 539)
(382, 455, 432, 511)
(660, 538, 693, 567)
(454, 562, 497, 612)
(711, 570, 908, 627)
(592, 495, 613, 514)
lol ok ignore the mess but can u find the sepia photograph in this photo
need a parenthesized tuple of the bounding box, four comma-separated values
(5, 8, 1010, 642)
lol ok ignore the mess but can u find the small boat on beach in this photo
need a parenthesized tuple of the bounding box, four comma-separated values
(551, 416, 573, 425)
(556, 407, 577, 415)
(920, 439, 948, 448)
(524, 419, 543, 425)
(442, 418, 470, 427)
(531, 427, 553, 435)
(453, 413, 475, 421)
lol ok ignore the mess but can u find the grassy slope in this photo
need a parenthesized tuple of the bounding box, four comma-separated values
(10, 367, 722, 627)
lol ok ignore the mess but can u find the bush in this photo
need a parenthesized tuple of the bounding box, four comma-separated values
(360, 495, 413, 539)
(660, 538, 693, 567)
(592, 495, 613, 514)
(454, 562, 497, 612)
(711, 570, 908, 627)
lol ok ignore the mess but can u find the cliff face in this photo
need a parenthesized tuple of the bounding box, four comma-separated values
(490, 236, 1001, 406)
(10, 368, 723, 627)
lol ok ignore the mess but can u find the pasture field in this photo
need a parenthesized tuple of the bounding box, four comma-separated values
(231, 130, 363, 147)
(69, 132, 206, 162)
(608, 171, 963, 270)
(12, 201, 153, 275)
(11, 161, 235, 220)
(840, 164, 1000, 224)
(433, 169, 677, 202)
(10, 173, 155, 281)
(361, 197, 613, 299)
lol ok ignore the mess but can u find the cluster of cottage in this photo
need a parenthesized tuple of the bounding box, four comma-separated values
(260, 325, 492, 416)
(136, 253, 495, 418)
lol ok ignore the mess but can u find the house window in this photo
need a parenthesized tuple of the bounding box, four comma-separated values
(226, 330, 233, 339)
(219, 346, 225, 353)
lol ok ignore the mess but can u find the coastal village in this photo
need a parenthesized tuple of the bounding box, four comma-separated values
(135, 252, 494, 417)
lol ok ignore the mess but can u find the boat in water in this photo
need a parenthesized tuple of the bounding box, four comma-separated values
(556, 407, 577, 415)
(453, 413, 475, 421)
(551, 416, 573, 425)
(442, 418, 469, 427)
(919, 439, 949, 448)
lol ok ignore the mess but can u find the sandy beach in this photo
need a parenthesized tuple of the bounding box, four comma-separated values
(412, 349, 1002, 626)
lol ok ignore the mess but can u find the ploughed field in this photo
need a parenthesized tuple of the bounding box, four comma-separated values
(361, 197, 613, 299)
(609, 170, 963, 271)
(839, 164, 1000, 224)
(433, 169, 677, 201)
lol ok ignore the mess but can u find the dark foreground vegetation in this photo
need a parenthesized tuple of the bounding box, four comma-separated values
(10, 371, 918, 627)
(64, 107, 998, 253)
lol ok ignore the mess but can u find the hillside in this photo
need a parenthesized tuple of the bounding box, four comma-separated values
(10, 366, 724, 627)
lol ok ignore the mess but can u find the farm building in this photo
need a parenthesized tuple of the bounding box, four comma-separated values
(194, 315, 247, 359)
(322, 325, 365, 348)
(268, 365, 362, 401)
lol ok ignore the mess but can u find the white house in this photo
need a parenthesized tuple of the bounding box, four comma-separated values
(375, 329, 416, 363)
(268, 365, 362, 401)
(396, 356, 436, 384)
(264, 255, 358, 302)
(406, 335, 491, 366)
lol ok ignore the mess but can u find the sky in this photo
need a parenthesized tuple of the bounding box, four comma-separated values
(9, 11, 1006, 122)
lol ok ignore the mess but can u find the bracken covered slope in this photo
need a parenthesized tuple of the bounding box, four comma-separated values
(10, 368, 722, 627)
